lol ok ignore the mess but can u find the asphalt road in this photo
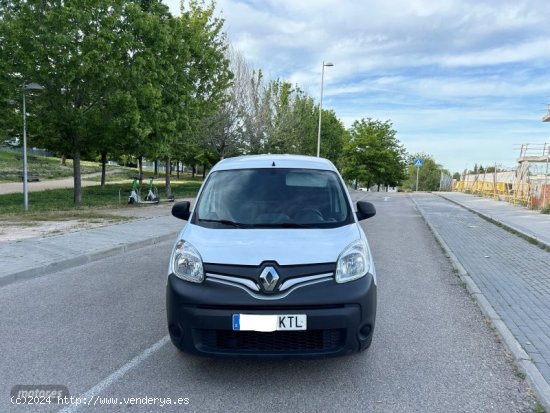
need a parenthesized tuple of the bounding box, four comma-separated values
(0, 192, 538, 412)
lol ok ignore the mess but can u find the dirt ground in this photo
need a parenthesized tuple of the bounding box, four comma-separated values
(0, 173, 179, 244)
(0, 203, 174, 243)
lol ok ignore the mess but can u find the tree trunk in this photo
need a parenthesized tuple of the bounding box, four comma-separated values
(73, 149, 82, 205)
(165, 157, 172, 198)
(61, 155, 67, 166)
(192, 165, 196, 179)
(176, 160, 180, 179)
(154, 160, 158, 177)
(100, 150, 107, 189)
(202, 164, 206, 179)
(138, 155, 143, 184)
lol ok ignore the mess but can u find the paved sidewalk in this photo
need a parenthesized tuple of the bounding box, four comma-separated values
(0, 170, 125, 195)
(412, 193, 550, 411)
(0, 214, 184, 287)
(437, 192, 550, 249)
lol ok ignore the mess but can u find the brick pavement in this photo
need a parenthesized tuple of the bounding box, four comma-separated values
(437, 191, 550, 249)
(413, 194, 550, 384)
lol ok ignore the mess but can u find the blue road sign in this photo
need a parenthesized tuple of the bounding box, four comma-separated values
(414, 159, 423, 167)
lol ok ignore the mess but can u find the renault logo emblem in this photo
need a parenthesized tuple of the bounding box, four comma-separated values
(259, 266, 280, 292)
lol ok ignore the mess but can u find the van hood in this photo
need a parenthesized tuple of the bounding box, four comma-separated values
(178, 223, 362, 266)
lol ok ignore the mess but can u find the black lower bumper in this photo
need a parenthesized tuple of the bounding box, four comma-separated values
(166, 273, 377, 358)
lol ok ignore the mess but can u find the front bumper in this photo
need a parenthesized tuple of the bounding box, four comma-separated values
(166, 272, 377, 358)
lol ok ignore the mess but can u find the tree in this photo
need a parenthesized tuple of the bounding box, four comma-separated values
(401, 153, 450, 191)
(193, 46, 347, 164)
(0, 0, 232, 202)
(166, 0, 231, 194)
(340, 118, 406, 190)
(0, 0, 145, 203)
(0, 37, 18, 143)
(241, 69, 271, 154)
(315, 108, 346, 164)
(101, 0, 173, 186)
(198, 46, 249, 160)
(238, 77, 345, 162)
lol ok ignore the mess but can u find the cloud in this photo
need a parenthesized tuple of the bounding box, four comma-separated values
(163, 0, 550, 172)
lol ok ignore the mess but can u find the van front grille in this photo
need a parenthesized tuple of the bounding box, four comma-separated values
(195, 329, 345, 353)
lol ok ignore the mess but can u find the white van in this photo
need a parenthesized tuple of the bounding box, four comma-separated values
(167, 154, 377, 358)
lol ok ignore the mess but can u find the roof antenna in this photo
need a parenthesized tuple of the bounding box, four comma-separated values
(272, 161, 276, 167)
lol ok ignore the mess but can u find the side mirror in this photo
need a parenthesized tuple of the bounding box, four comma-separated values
(356, 201, 376, 221)
(172, 201, 191, 221)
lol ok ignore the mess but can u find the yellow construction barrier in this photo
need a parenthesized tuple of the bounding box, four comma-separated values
(453, 173, 532, 208)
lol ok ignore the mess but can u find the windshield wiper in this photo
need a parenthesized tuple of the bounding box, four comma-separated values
(250, 222, 314, 228)
(198, 218, 250, 228)
(199, 219, 315, 229)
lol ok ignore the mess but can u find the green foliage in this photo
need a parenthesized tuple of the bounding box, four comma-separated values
(0, 0, 231, 203)
(0, 180, 202, 215)
(173, 1, 232, 158)
(317, 109, 346, 163)
(197, 57, 346, 165)
(0, 148, 102, 181)
(401, 153, 449, 191)
(241, 78, 345, 164)
(2, 0, 422, 199)
(340, 118, 406, 189)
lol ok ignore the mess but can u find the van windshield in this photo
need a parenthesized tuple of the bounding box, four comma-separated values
(193, 168, 353, 229)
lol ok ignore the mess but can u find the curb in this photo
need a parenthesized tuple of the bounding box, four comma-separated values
(411, 195, 550, 412)
(436, 193, 550, 252)
(0, 232, 177, 288)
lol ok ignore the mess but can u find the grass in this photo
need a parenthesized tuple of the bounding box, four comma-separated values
(82, 170, 137, 182)
(0, 148, 104, 181)
(483, 317, 499, 338)
(534, 402, 546, 413)
(514, 369, 526, 380)
(0, 179, 202, 218)
(541, 205, 550, 215)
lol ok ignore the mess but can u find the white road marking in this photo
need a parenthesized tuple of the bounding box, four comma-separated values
(59, 335, 170, 413)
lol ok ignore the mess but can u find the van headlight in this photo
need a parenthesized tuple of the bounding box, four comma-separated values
(171, 240, 204, 283)
(335, 240, 370, 283)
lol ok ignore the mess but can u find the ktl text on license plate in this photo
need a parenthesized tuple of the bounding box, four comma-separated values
(232, 314, 307, 332)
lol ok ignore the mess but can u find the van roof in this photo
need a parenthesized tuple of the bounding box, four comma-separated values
(211, 155, 337, 172)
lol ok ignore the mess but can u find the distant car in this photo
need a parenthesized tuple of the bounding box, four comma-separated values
(5, 137, 19, 147)
(167, 154, 377, 358)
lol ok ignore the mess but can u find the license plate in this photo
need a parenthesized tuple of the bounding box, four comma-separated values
(232, 314, 307, 332)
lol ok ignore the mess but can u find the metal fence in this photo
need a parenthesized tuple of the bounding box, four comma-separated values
(453, 169, 549, 209)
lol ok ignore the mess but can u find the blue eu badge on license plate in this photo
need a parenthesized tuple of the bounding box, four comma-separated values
(232, 314, 240, 330)
(232, 314, 306, 331)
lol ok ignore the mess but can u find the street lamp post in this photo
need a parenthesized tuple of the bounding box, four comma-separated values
(317, 61, 333, 158)
(22, 82, 44, 211)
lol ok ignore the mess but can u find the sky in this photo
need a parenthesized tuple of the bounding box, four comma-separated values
(165, 0, 550, 173)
